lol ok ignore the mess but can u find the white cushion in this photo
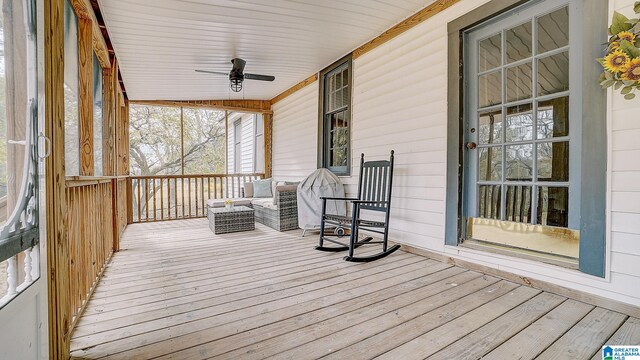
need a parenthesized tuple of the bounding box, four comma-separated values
(206, 198, 252, 208)
(251, 197, 278, 210)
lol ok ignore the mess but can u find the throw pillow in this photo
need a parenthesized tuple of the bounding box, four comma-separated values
(253, 178, 273, 198)
(243, 182, 254, 198)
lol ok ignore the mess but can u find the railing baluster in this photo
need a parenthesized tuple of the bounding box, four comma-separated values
(160, 178, 164, 221)
(174, 178, 178, 219)
(136, 179, 141, 222)
(195, 176, 199, 217)
(22, 248, 33, 285)
(152, 179, 157, 221)
(145, 179, 149, 221)
(207, 177, 211, 200)
(181, 177, 185, 219)
(31, 245, 39, 280)
(7, 255, 17, 296)
(201, 177, 205, 214)
(214, 177, 218, 199)
(188, 177, 192, 218)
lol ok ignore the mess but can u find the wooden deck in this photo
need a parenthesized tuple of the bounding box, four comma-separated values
(70, 219, 640, 360)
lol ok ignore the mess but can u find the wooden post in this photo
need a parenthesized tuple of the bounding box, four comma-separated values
(263, 113, 273, 178)
(102, 61, 115, 176)
(78, 18, 94, 175)
(45, 0, 71, 357)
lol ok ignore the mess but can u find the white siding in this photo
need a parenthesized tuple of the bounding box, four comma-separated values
(271, 0, 640, 307)
(272, 81, 319, 182)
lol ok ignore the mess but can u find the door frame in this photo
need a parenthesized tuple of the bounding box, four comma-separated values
(445, 0, 608, 277)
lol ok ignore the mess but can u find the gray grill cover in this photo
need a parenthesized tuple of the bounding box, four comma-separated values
(297, 169, 346, 230)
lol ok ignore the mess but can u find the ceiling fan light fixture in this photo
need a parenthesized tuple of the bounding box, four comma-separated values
(230, 78, 243, 92)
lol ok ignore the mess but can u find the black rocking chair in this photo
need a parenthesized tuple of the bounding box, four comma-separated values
(316, 150, 401, 262)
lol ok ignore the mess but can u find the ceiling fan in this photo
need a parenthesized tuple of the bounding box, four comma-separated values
(195, 58, 275, 92)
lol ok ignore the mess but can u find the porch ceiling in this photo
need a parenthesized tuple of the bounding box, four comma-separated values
(98, 0, 433, 101)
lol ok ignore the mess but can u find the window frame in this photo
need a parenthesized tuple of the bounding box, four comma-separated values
(318, 54, 352, 176)
(445, 0, 608, 277)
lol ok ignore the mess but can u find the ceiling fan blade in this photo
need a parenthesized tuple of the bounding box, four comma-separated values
(231, 58, 246, 73)
(195, 70, 229, 76)
(244, 73, 275, 81)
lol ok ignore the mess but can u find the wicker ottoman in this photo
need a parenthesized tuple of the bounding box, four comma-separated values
(208, 206, 255, 234)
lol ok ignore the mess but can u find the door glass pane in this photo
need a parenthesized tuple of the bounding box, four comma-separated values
(537, 141, 569, 181)
(478, 185, 502, 219)
(479, 70, 502, 108)
(537, 7, 569, 54)
(479, 33, 502, 72)
(505, 185, 532, 223)
(506, 21, 533, 63)
(478, 146, 502, 181)
(505, 103, 533, 142)
(478, 110, 502, 144)
(506, 144, 533, 181)
(537, 186, 569, 227)
(506, 62, 533, 102)
(538, 52, 569, 96)
(0, 0, 40, 308)
(64, 0, 79, 176)
(537, 97, 569, 139)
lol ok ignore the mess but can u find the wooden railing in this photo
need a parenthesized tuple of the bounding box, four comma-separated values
(129, 173, 264, 223)
(65, 178, 118, 329)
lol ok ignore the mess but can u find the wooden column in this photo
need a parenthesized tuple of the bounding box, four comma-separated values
(45, 0, 71, 358)
(78, 18, 94, 175)
(102, 61, 115, 176)
(263, 113, 273, 178)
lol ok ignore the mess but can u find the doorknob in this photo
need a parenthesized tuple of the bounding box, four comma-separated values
(466, 142, 477, 150)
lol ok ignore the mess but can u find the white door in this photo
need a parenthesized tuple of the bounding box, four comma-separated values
(0, 0, 48, 358)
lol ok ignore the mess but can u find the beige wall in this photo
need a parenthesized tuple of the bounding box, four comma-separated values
(271, 0, 640, 306)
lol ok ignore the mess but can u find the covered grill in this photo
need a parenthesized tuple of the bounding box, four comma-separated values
(297, 169, 346, 235)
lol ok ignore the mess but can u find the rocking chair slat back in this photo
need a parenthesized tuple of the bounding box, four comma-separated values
(357, 152, 394, 212)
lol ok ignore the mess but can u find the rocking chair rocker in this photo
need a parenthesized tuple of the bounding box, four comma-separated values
(316, 151, 401, 262)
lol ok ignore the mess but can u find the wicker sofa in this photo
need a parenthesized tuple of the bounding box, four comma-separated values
(206, 182, 299, 232)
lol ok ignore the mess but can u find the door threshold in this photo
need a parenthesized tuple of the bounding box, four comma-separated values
(461, 239, 579, 270)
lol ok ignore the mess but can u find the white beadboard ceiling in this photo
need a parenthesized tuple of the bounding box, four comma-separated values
(98, 0, 433, 101)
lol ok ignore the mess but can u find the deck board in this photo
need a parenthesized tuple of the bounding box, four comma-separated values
(69, 219, 635, 359)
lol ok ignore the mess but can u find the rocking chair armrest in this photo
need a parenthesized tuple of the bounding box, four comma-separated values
(351, 200, 388, 205)
(319, 196, 359, 201)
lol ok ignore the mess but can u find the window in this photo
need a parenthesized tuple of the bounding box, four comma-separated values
(319, 55, 351, 176)
(64, 0, 79, 175)
(93, 54, 103, 176)
(234, 120, 241, 173)
(254, 114, 264, 173)
(446, 0, 607, 277)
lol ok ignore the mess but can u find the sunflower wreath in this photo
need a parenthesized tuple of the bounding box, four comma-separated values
(599, 2, 640, 100)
